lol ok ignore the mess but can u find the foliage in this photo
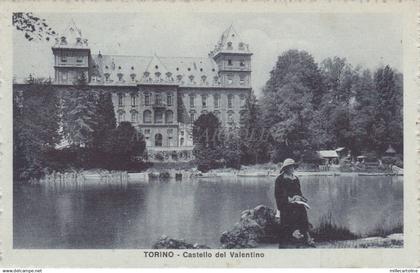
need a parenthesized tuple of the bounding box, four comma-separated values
(13, 13, 56, 42)
(239, 91, 271, 165)
(107, 122, 146, 170)
(13, 83, 60, 180)
(192, 112, 223, 172)
(261, 50, 323, 162)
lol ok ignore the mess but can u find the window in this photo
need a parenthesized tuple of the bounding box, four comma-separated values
(154, 110, 163, 123)
(201, 75, 207, 83)
(104, 73, 110, 81)
(227, 59, 233, 66)
(61, 56, 67, 63)
(202, 95, 207, 108)
(167, 94, 173, 106)
(239, 75, 246, 86)
(189, 95, 195, 108)
(240, 94, 246, 107)
(165, 110, 174, 124)
(131, 94, 137, 107)
(117, 73, 123, 81)
(118, 93, 124, 106)
(228, 94, 233, 108)
(118, 111, 125, 122)
(227, 75, 234, 85)
(239, 42, 245, 50)
(130, 73, 136, 81)
(227, 42, 233, 49)
(177, 74, 183, 82)
(76, 57, 83, 63)
(144, 93, 150, 106)
(155, 94, 162, 105)
(131, 111, 138, 122)
(189, 75, 194, 83)
(61, 72, 68, 82)
(143, 110, 152, 123)
(190, 111, 196, 123)
(180, 138, 184, 146)
(240, 60, 245, 67)
(214, 95, 220, 108)
(155, 133, 163, 147)
(228, 111, 234, 123)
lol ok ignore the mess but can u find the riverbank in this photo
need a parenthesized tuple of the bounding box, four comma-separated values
(153, 205, 403, 249)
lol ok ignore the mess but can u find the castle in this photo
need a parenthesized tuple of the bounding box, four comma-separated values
(21, 21, 252, 161)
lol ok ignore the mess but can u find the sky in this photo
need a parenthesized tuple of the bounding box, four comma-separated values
(13, 12, 403, 97)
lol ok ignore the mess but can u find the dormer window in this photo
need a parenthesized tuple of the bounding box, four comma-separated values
(213, 76, 219, 84)
(60, 36, 67, 45)
(176, 74, 183, 81)
(144, 71, 150, 78)
(130, 73, 136, 81)
(104, 73, 110, 82)
(239, 42, 245, 50)
(189, 75, 194, 83)
(155, 72, 161, 78)
(166, 72, 172, 78)
(117, 73, 123, 81)
(76, 37, 82, 45)
(201, 75, 207, 83)
(227, 42, 233, 49)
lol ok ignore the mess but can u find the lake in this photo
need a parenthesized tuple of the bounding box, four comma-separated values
(13, 175, 403, 249)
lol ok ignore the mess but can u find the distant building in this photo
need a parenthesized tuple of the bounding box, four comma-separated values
(14, 21, 252, 161)
(317, 150, 339, 165)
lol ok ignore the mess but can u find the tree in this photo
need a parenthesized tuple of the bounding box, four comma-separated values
(89, 91, 117, 167)
(61, 88, 98, 147)
(108, 122, 146, 170)
(12, 13, 56, 42)
(260, 50, 323, 162)
(192, 113, 223, 172)
(13, 83, 60, 181)
(239, 91, 270, 164)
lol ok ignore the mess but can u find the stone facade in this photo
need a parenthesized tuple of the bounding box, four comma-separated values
(20, 21, 253, 161)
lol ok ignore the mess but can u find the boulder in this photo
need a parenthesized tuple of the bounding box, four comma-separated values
(153, 235, 211, 249)
(220, 205, 281, 248)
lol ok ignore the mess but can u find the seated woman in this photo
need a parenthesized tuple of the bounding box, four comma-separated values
(274, 158, 315, 247)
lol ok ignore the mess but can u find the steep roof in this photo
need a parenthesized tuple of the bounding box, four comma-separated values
(90, 54, 220, 87)
(209, 24, 251, 57)
(53, 19, 89, 49)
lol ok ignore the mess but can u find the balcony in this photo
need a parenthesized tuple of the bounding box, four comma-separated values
(152, 101, 167, 109)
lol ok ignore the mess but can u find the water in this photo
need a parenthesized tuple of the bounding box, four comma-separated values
(13, 175, 403, 249)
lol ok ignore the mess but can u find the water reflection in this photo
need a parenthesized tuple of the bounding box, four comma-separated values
(13, 175, 403, 248)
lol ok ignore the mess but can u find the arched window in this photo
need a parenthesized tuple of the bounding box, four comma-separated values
(155, 94, 162, 105)
(131, 110, 138, 122)
(165, 110, 174, 124)
(118, 110, 126, 123)
(143, 110, 152, 123)
(154, 109, 163, 123)
(201, 95, 207, 108)
(155, 133, 163, 147)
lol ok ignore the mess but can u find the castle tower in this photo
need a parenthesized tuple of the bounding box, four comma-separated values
(209, 25, 252, 88)
(52, 20, 91, 85)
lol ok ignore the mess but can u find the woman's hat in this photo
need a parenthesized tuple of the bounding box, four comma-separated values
(279, 158, 298, 173)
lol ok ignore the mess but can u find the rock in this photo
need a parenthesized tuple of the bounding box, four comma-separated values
(220, 205, 281, 248)
(152, 235, 211, 249)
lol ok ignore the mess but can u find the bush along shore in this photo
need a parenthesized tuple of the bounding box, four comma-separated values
(152, 205, 403, 249)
